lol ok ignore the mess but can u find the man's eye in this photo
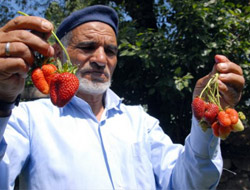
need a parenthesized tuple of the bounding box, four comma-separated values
(105, 48, 117, 56)
(79, 46, 95, 51)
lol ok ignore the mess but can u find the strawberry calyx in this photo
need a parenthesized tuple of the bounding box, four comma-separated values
(55, 59, 78, 75)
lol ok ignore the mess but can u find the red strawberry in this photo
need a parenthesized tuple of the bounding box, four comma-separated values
(204, 103, 219, 125)
(42, 64, 57, 86)
(192, 97, 206, 120)
(31, 67, 50, 94)
(225, 108, 238, 125)
(219, 125, 231, 140)
(211, 121, 220, 137)
(217, 110, 231, 127)
(50, 72, 79, 107)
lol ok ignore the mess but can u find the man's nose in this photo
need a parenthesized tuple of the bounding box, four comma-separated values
(91, 47, 107, 67)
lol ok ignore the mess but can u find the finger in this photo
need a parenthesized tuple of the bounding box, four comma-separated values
(219, 73, 245, 92)
(0, 42, 34, 66)
(218, 81, 240, 107)
(193, 74, 209, 98)
(216, 61, 243, 76)
(0, 57, 29, 78)
(214, 54, 230, 63)
(1, 16, 53, 33)
(214, 54, 243, 75)
(31, 30, 51, 41)
(1, 31, 54, 57)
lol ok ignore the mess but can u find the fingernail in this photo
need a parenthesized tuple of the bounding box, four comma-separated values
(219, 73, 226, 79)
(47, 46, 54, 56)
(215, 56, 220, 63)
(218, 63, 227, 70)
(42, 21, 52, 31)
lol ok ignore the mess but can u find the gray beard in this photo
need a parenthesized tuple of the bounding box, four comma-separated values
(77, 77, 111, 95)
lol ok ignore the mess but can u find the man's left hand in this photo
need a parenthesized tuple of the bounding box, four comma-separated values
(193, 55, 245, 109)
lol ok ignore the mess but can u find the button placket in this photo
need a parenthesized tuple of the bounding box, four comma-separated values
(99, 117, 124, 189)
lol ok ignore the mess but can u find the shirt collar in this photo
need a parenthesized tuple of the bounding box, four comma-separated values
(69, 88, 122, 112)
(104, 88, 122, 111)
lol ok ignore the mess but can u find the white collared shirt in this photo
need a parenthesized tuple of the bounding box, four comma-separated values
(0, 89, 222, 190)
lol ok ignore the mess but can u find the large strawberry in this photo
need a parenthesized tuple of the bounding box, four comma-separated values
(50, 60, 79, 107)
(192, 97, 206, 120)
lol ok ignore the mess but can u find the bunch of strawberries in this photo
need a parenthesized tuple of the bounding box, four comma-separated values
(31, 57, 79, 107)
(192, 73, 245, 140)
(18, 11, 79, 108)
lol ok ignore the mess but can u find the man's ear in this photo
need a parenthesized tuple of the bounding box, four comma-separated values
(52, 43, 63, 61)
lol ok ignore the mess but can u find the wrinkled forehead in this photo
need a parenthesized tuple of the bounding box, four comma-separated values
(71, 22, 117, 44)
(56, 5, 119, 40)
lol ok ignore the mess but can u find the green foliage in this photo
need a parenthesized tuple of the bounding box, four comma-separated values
(166, 0, 250, 138)
(113, 0, 250, 142)
(45, 0, 91, 41)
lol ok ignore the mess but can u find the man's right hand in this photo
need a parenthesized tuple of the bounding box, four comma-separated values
(0, 15, 54, 103)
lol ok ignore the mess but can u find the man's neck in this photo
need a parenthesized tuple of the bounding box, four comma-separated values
(77, 92, 105, 121)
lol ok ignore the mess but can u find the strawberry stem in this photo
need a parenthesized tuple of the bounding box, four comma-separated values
(214, 74, 222, 110)
(199, 75, 214, 98)
(17, 11, 72, 66)
(17, 11, 28, 16)
(51, 31, 71, 64)
(199, 73, 222, 110)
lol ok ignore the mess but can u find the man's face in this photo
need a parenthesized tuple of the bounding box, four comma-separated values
(66, 22, 118, 95)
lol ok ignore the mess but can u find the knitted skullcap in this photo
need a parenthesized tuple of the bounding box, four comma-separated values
(56, 5, 119, 39)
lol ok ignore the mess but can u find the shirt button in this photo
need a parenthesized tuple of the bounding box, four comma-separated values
(100, 120, 106, 126)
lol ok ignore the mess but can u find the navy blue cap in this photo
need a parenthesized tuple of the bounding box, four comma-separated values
(56, 5, 119, 39)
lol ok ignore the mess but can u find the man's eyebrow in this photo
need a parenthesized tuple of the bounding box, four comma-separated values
(105, 44, 118, 53)
(76, 41, 96, 47)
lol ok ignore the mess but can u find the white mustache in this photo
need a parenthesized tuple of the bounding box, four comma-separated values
(77, 67, 110, 78)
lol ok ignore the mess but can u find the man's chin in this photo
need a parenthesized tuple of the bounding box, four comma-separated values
(77, 78, 111, 95)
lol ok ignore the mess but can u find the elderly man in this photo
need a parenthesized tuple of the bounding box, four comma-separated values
(0, 5, 245, 190)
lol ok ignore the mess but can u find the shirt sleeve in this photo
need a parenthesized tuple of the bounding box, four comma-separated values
(0, 117, 9, 160)
(148, 114, 222, 190)
(0, 116, 11, 190)
(0, 106, 30, 190)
